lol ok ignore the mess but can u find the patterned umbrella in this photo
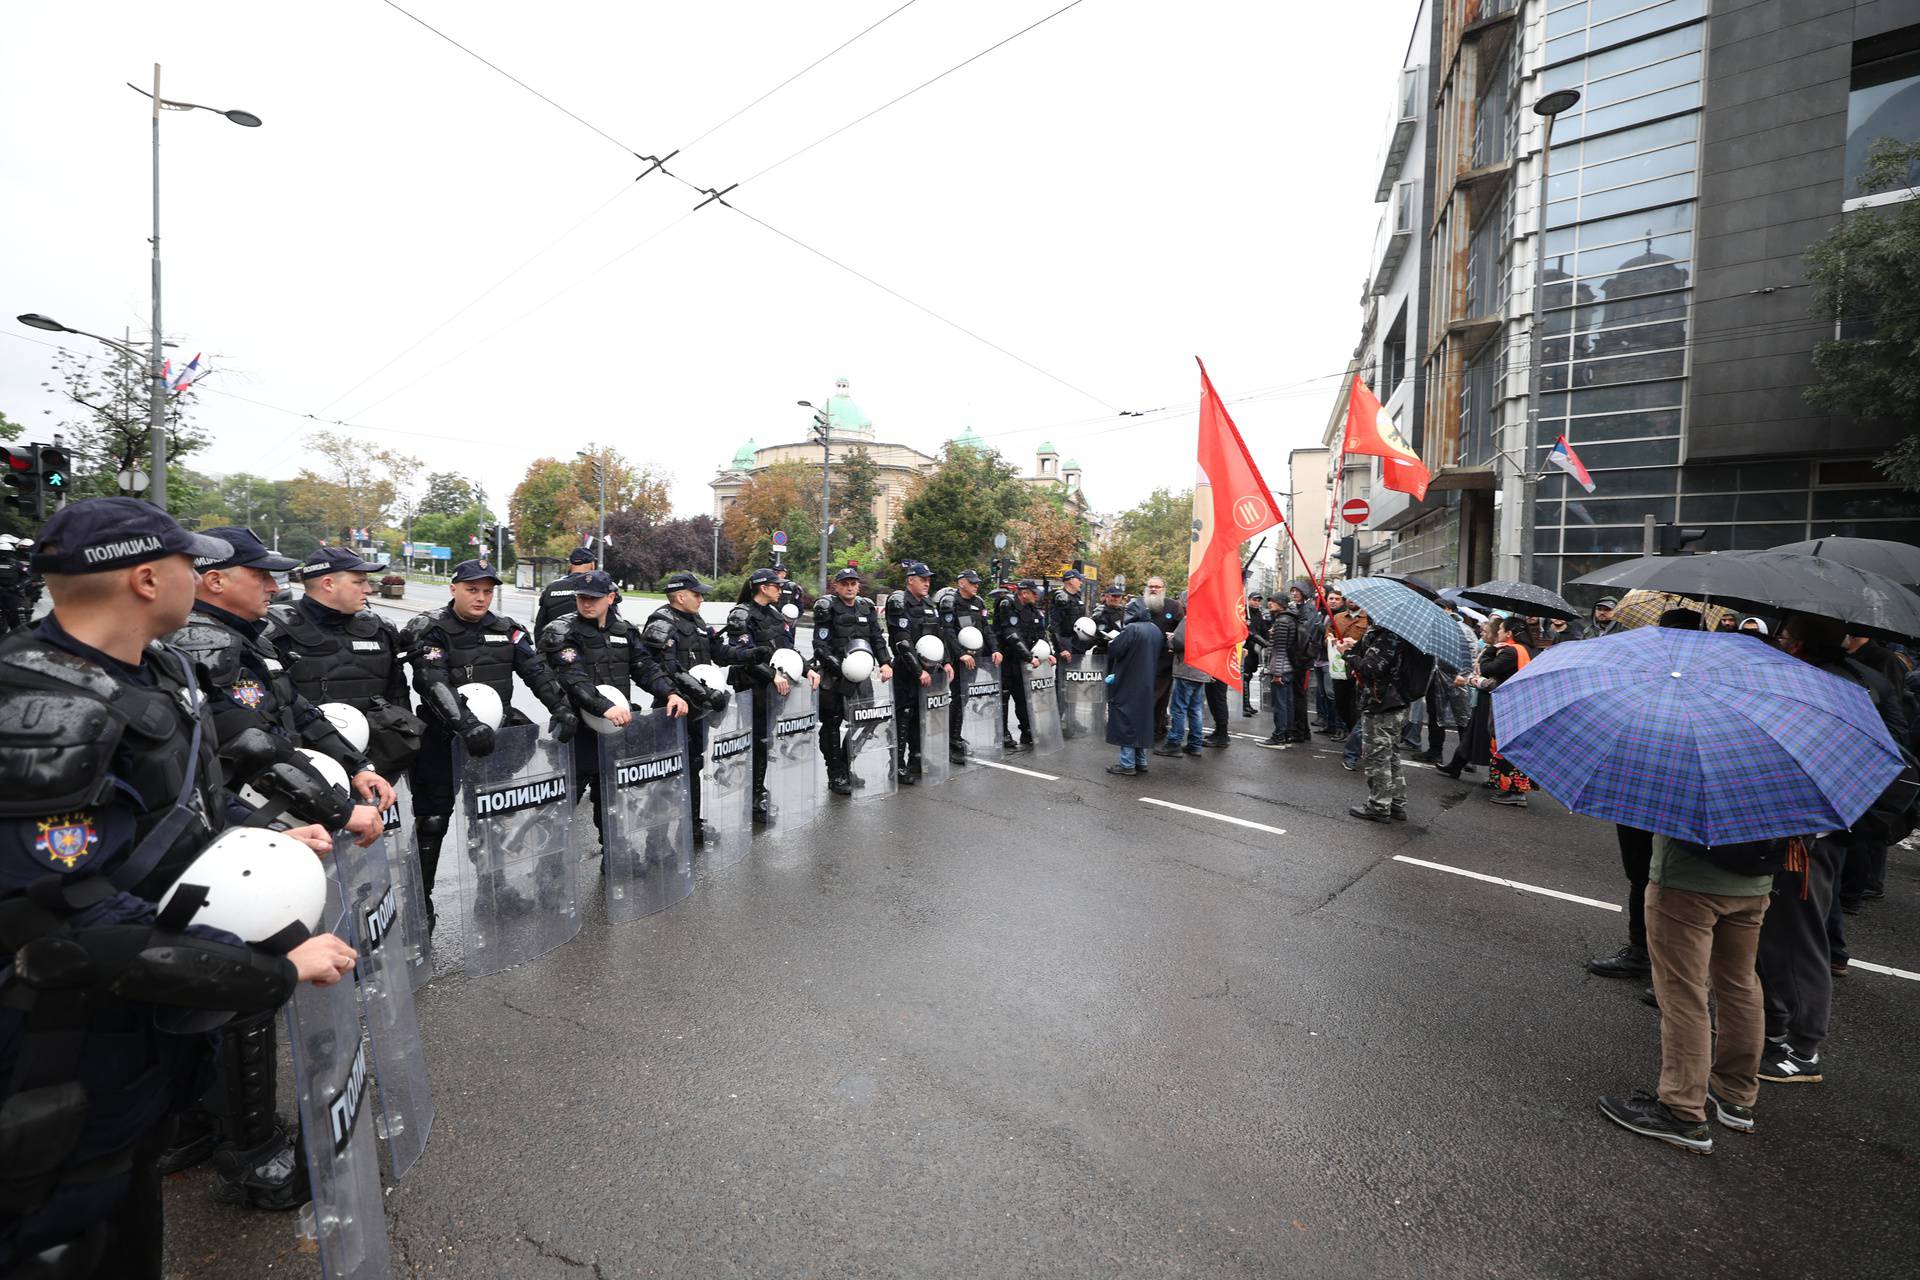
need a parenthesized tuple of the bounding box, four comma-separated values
(1769, 536, 1920, 588)
(1339, 577, 1472, 671)
(1460, 579, 1578, 620)
(1491, 629, 1904, 844)
(1609, 590, 1737, 633)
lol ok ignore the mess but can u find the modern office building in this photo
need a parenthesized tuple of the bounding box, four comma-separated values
(1331, 0, 1920, 589)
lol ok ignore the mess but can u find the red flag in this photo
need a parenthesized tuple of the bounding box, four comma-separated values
(1343, 375, 1430, 502)
(1185, 360, 1282, 688)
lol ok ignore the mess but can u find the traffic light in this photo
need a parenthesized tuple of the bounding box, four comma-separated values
(1654, 523, 1707, 556)
(35, 446, 69, 503)
(3, 442, 69, 519)
(2, 446, 32, 515)
(1338, 535, 1358, 574)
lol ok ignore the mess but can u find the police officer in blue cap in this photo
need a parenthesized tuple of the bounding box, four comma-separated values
(727, 567, 794, 823)
(936, 568, 1000, 764)
(0, 498, 358, 1270)
(535, 546, 604, 632)
(994, 578, 1051, 751)
(266, 545, 423, 776)
(405, 558, 575, 921)
(641, 571, 766, 839)
(885, 561, 954, 783)
(812, 566, 891, 794)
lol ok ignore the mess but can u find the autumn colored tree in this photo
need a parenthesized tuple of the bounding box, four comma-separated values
(287, 430, 420, 540)
(510, 458, 594, 558)
(720, 461, 818, 564)
(1010, 489, 1089, 581)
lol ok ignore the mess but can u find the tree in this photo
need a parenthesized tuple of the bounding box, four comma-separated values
(0, 409, 20, 442)
(1805, 139, 1920, 488)
(830, 447, 881, 548)
(572, 444, 671, 524)
(1094, 487, 1194, 592)
(287, 430, 420, 540)
(721, 462, 818, 568)
(410, 503, 493, 559)
(882, 443, 1032, 581)
(418, 471, 486, 517)
(1010, 489, 1089, 581)
(46, 344, 211, 516)
(598, 511, 728, 589)
(510, 458, 593, 558)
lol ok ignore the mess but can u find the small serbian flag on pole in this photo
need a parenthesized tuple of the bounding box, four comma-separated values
(1547, 434, 1596, 493)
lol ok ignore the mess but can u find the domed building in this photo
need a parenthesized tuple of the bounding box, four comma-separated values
(710, 378, 1092, 546)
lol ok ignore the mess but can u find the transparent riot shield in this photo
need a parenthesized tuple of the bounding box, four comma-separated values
(701, 691, 754, 871)
(917, 666, 952, 786)
(287, 856, 393, 1280)
(341, 829, 435, 1179)
(599, 710, 694, 923)
(379, 778, 433, 993)
(1024, 661, 1065, 755)
(841, 677, 897, 801)
(767, 680, 821, 833)
(454, 724, 580, 977)
(957, 665, 1005, 763)
(1061, 651, 1108, 741)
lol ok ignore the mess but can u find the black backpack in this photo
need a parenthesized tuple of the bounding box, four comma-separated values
(1688, 836, 1793, 877)
(1290, 611, 1323, 669)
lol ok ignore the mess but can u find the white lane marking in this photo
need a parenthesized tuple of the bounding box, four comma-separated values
(972, 758, 1060, 781)
(1392, 855, 1919, 982)
(1392, 855, 1622, 912)
(1138, 797, 1286, 836)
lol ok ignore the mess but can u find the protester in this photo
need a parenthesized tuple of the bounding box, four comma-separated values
(1156, 613, 1211, 757)
(1543, 615, 1584, 645)
(1143, 575, 1181, 743)
(1104, 598, 1165, 776)
(1263, 594, 1300, 746)
(1739, 617, 1770, 637)
(1436, 615, 1497, 780)
(1325, 589, 1365, 739)
(1348, 621, 1428, 823)
(1590, 596, 1621, 637)
(1463, 615, 1534, 806)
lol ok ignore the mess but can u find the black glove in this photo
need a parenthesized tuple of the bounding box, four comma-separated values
(550, 708, 578, 744)
(461, 722, 496, 757)
(703, 685, 731, 714)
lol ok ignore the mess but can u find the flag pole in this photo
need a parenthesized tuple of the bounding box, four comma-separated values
(1317, 385, 1350, 597)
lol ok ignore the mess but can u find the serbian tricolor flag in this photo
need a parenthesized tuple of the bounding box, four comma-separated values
(1547, 434, 1596, 493)
(1343, 375, 1430, 501)
(1185, 359, 1283, 688)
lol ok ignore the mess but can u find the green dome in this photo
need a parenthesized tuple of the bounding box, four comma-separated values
(729, 439, 758, 470)
(825, 377, 873, 437)
(1036, 440, 1057, 454)
(952, 425, 985, 450)
(1063, 458, 1081, 471)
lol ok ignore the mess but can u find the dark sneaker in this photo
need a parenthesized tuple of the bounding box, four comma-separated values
(1831, 959, 1849, 977)
(156, 1110, 221, 1175)
(1001, 737, 1019, 752)
(1412, 750, 1443, 764)
(1389, 805, 1408, 822)
(1598, 1091, 1712, 1154)
(1705, 1088, 1756, 1133)
(1435, 761, 1464, 779)
(211, 1126, 311, 1210)
(1588, 944, 1652, 980)
(1105, 764, 1138, 777)
(1183, 746, 1203, 757)
(1203, 734, 1230, 748)
(1758, 1047, 1823, 1084)
(1640, 986, 1659, 1009)
(1341, 759, 1358, 772)
(1263, 733, 1288, 746)
(1152, 743, 1183, 757)
(1134, 763, 1150, 774)
(1490, 791, 1528, 807)
(1348, 803, 1392, 824)
(828, 774, 853, 796)
(897, 765, 918, 786)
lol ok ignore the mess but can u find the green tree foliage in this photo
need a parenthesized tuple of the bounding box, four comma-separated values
(418, 471, 486, 517)
(1805, 139, 1920, 488)
(1094, 487, 1194, 592)
(829, 446, 881, 547)
(409, 504, 493, 558)
(881, 443, 1031, 580)
(1010, 487, 1091, 581)
(288, 431, 420, 541)
(572, 445, 672, 522)
(510, 458, 588, 558)
(721, 462, 820, 570)
(46, 344, 210, 516)
(0, 409, 20, 442)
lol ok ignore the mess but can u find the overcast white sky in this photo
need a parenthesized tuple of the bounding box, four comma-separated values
(1, 0, 1418, 526)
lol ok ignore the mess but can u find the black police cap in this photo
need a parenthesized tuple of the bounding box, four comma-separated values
(832, 567, 863, 583)
(955, 569, 982, 584)
(297, 545, 388, 579)
(572, 569, 616, 597)
(1104, 582, 1126, 595)
(746, 567, 782, 587)
(901, 560, 931, 578)
(663, 570, 711, 594)
(450, 559, 501, 584)
(196, 526, 300, 573)
(1016, 578, 1041, 592)
(30, 496, 232, 576)
(568, 548, 597, 565)
(1062, 569, 1084, 583)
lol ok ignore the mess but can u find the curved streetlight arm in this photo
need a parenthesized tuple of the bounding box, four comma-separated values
(126, 83, 262, 126)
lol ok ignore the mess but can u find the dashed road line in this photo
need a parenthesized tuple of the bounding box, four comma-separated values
(1139, 797, 1287, 836)
(1851, 958, 1920, 981)
(972, 758, 1060, 781)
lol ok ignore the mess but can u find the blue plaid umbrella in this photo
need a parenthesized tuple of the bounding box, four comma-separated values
(1339, 577, 1472, 671)
(1491, 629, 1904, 844)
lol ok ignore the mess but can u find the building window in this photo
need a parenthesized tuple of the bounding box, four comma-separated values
(1846, 31, 1920, 202)
(1381, 305, 1408, 401)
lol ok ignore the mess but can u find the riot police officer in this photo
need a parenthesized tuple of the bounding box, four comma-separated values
(770, 560, 806, 643)
(1092, 582, 1130, 648)
(1240, 592, 1269, 716)
(885, 561, 954, 784)
(937, 569, 1000, 765)
(640, 571, 763, 840)
(0, 534, 26, 633)
(994, 578, 1051, 751)
(0, 499, 357, 1272)
(811, 566, 891, 795)
(534, 547, 601, 632)
(266, 545, 423, 778)
(406, 559, 576, 922)
(541, 571, 686, 846)
(1048, 569, 1089, 717)
(726, 568, 793, 823)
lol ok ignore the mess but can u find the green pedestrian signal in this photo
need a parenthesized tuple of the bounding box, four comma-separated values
(39, 446, 69, 490)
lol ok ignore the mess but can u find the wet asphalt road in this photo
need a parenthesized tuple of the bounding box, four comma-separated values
(162, 660, 1920, 1277)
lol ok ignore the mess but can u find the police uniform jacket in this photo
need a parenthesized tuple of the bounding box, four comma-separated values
(885, 588, 954, 678)
(809, 594, 886, 679)
(266, 596, 409, 708)
(540, 611, 671, 717)
(406, 605, 561, 735)
(725, 600, 788, 690)
(939, 588, 999, 662)
(992, 595, 1048, 663)
(1091, 603, 1129, 652)
(534, 571, 621, 633)
(1048, 586, 1087, 653)
(640, 604, 764, 715)
(170, 600, 371, 777)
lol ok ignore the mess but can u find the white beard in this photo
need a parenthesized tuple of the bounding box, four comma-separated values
(1145, 592, 1166, 611)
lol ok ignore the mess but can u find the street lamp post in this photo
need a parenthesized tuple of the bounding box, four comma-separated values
(128, 66, 260, 512)
(798, 399, 831, 597)
(1517, 87, 1581, 588)
(576, 449, 608, 555)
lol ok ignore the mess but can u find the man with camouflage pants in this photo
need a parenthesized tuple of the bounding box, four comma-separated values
(1348, 624, 1413, 823)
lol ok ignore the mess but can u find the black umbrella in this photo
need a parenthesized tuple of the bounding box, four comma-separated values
(1460, 579, 1578, 620)
(1377, 571, 1441, 601)
(1769, 536, 1920, 588)
(1569, 551, 1920, 641)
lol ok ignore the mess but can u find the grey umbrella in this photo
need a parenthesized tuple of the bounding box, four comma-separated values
(1570, 551, 1920, 641)
(1769, 536, 1920, 589)
(1460, 579, 1579, 621)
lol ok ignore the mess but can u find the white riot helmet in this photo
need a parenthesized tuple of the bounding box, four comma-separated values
(781, 602, 800, 621)
(914, 635, 946, 665)
(840, 649, 876, 684)
(316, 702, 370, 754)
(1073, 615, 1098, 641)
(584, 683, 629, 735)
(157, 827, 327, 944)
(770, 648, 806, 681)
(1030, 639, 1053, 662)
(957, 625, 985, 652)
(458, 682, 504, 730)
(238, 748, 352, 812)
(688, 663, 729, 693)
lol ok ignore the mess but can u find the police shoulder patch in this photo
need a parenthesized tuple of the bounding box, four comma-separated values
(558, 647, 579, 664)
(35, 812, 100, 872)
(230, 675, 267, 709)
